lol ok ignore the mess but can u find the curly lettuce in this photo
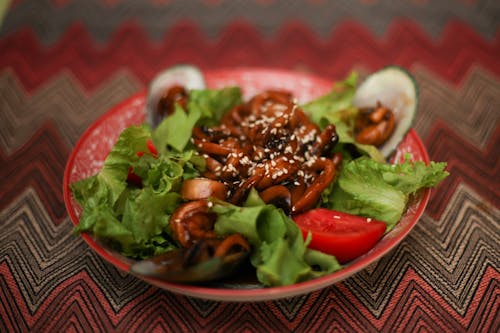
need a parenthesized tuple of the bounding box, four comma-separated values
(71, 125, 200, 258)
(323, 155, 449, 230)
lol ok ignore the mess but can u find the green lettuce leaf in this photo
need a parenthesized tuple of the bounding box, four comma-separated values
(189, 87, 242, 126)
(212, 190, 341, 286)
(301, 72, 385, 163)
(80, 125, 152, 206)
(71, 124, 202, 258)
(77, 202, 135, 248)
(153, 87, 242, 152)
(301, 71, 358, 128)
(153, 103, 201, 153)
(323, 155, 449, 230)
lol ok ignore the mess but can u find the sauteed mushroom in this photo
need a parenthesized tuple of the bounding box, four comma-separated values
(354, 103, 396, 147)
(259, 185, 292, 215)
(187, 89, 342, 212)
(180, 178, 227, 201)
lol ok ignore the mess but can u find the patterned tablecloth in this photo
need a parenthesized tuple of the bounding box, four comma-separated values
(1, 1, 499, 332)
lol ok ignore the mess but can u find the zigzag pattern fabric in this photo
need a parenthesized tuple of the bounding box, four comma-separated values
(1, 1, 499, 332)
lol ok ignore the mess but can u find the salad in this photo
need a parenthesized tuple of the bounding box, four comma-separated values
(71, 66, 448, 287)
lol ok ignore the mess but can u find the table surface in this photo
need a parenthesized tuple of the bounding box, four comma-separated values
(1, 1, 499, 332)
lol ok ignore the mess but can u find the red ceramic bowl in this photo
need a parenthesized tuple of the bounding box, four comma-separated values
(63, 68, 430, 301)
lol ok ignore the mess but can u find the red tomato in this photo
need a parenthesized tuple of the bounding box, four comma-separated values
(146, 139, 158, 158)
(293, 208, 387, 264)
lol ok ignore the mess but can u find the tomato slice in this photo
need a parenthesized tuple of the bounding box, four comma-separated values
(293, 208, 387, 264)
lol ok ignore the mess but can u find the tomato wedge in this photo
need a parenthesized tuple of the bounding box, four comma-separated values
(293, 208, 387, 264)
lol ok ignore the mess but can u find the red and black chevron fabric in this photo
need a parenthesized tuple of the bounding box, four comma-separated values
(1, 1, 499, 332)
